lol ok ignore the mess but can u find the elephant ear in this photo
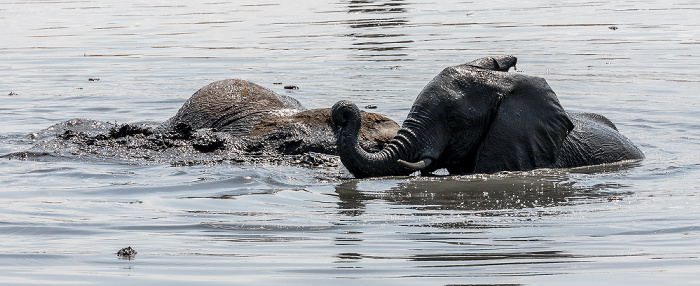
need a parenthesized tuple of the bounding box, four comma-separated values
(473, 73, 573, 173)
(464, 55, 518, 72)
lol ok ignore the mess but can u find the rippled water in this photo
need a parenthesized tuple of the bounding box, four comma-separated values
(2, 0, 700, 284)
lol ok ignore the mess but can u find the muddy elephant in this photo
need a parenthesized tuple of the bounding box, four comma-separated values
(331, 55, 644, 178)
(6, 79, 399, 166)
(160, 78, 399, 155)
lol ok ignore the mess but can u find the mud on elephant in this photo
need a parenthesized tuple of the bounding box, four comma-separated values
(5, 79, 399, 166)
(159, 79, 399, 156)
(331, 55, 644, 178)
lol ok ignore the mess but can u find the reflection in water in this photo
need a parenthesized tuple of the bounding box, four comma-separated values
(335, 180, 370, 216)
(335, 169, 634, 216)
(350, 34, 414, 52)
(331, 169, 634, 271)
(343, 0, 413, 60)
(344, 18, 409, 29)
(409, 249, 579, 264)
(348, 0, 409, 14)
(335, 252, 363, 263)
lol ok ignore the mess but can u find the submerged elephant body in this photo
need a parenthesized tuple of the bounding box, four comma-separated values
(161, 79, 304, 135)
(331, 55, 644, 178)
(161, 79, 399, 155)
(554, 112, 643, 168)
(8, 79, 399, 166)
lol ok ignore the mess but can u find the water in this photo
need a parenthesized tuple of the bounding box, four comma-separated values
(1, 0, 699, 284)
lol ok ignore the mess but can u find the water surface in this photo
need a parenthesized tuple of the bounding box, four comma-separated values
(2, 0, 700, 285)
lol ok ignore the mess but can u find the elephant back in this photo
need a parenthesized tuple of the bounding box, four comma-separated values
(162, 79, 303, 135)
(554, 112, 644, 167)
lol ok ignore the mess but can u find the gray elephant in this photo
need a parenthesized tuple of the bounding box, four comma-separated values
(331, 55, 644, 178)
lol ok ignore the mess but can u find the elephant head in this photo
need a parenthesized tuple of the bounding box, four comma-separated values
(331, 55, 574, 178)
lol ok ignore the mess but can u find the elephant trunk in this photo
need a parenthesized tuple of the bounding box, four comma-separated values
(331, 101, 439, 178)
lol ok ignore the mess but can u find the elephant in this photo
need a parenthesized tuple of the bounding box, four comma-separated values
(6, 79, 400, 166)
(159, 78, 399, 155)
(330, 55, 644, 178)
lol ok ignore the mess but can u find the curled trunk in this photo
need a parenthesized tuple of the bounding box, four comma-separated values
(331, 101, 420, 178)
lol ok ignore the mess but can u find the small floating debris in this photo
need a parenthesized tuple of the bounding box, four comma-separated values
(8, 91, 18, 96)
(273, 82, 283, 85)
(284, 85, 299, 90)
(607, 196, 623, 202)
(364, 104, 377, 109)
(117, 246, 137, 259)
(88, 78, 100, 81)
(608, 26, 618, 30)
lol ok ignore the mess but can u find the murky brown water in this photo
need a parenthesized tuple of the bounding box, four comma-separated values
(2, 0, 699, 284)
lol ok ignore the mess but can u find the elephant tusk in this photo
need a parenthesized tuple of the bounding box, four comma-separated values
(397, 158, 433, 171)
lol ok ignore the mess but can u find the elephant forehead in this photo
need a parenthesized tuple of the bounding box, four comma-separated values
(419, 68, 510, 100)
(250, 108, 333, 137)
(192, 79, 285, 117)
(250, 108, 399, 145)
(360, 114, 399, 143)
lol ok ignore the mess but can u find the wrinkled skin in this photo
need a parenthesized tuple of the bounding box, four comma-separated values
(5, 79, 399, 167)
(331, 55, 644, 178)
